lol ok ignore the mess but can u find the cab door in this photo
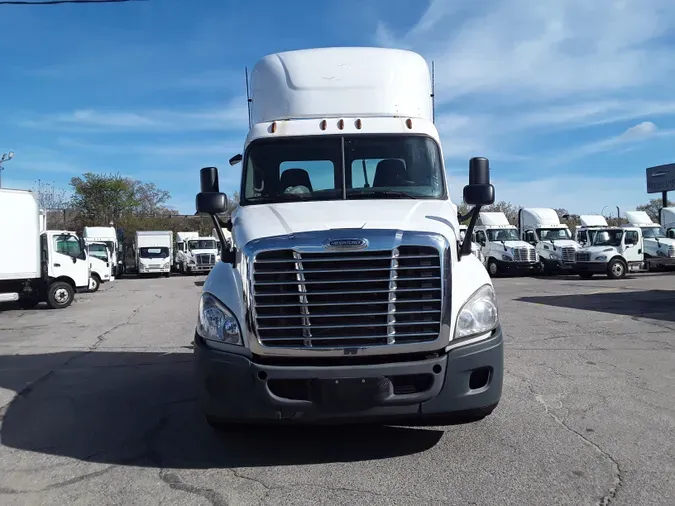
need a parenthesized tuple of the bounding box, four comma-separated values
(49, 233, 89, 288)
(622, 228, 643, 263)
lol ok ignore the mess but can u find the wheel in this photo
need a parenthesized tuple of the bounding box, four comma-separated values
(47, 281, 74, 309)
(607, 258, 626, 279)
(579, 272, 594, 279)
(179, 263, 185, 275)
(89, 274, 101, 292)
(18, 296, 40, 309)
(487, 258, 499, 277)
(538, 261, 552, 276)
(164, 272, 171, 278)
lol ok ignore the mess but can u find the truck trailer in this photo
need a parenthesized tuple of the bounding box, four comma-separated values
(192, 47, 502, 428)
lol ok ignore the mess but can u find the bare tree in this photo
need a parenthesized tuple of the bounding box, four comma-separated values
(31, 179, 70, 211)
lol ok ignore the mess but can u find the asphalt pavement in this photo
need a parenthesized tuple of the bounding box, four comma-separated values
(0, 272, 673, 505)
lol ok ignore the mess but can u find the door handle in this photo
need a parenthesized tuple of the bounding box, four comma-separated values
(53, 263, 61, 267)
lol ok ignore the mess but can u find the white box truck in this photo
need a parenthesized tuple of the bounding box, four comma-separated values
(135, 231, 173, 277)
(86, 241, 112, 292)
(83, 226, 121, 278)
(191, 47, 502, 428)
(0, 188, 90, 309)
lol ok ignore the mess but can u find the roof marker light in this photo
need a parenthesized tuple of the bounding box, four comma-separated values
(355, 119, 362, 129)
(337, 119, 344, 130)
(270, 122, 277, 133)
(320, 119, 327, 130)
(406, 118, 413, 129)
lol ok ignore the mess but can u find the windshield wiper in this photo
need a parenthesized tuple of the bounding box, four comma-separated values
(348, 190, 417, 199)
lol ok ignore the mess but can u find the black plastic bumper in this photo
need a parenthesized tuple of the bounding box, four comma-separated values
(575, 262, 607, 273)
(194, 327, 504, 424)
(496, 260, 538, 272)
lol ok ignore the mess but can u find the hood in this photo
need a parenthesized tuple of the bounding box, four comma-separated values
(234, 200, 460, 246)
(500, 240, 534, 250)
(643, 237, 675, 246)
(540, 239, 580, 249)
(580, 245, 618, 255)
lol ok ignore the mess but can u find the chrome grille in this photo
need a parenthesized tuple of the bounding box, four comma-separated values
(561, 247, 576, 262)
(513, 247, 536, 263)
(196, 253, 215, 265)
(576, 252, 591, 262)
(252, 246, 442, 349)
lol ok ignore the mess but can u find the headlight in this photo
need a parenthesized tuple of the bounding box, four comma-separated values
(595, 255, 607, 261)
(501, 254, 512, 261)
(454, 284, 499, 339)
(549, 253, 559, 260)
(197, 293, 243, 345)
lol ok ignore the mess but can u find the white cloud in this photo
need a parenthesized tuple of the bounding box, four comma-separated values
(20, 97, 249, 133)
(55, 138, 242, 159)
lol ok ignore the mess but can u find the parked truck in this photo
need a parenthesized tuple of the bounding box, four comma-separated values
(135, 231, 173, 277)
(624, 210, 675, 270)
(574, 225, 644, 279)
(0, 188, 90, 308)
(86, 241, 112, 292)
(459, 224, 484, 264)
(192, 47, 502, 428)
(661, 207, 675, 238)
(518, 207, 581, 275)
(474, 211, 538, 276)
(174, 231, 219, 274)
(83, 226, 121, 278)
(574, 214, 608, 246)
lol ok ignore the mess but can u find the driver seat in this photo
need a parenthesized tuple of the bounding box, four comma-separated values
(373, 159, 407, 187)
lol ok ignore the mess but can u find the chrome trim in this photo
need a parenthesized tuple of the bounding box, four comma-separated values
(242, 229, 450, 358)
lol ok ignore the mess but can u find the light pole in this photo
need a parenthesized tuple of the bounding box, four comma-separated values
(0, 151, 15, 189)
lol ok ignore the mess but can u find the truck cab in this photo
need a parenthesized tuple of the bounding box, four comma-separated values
(574, 214, 608, 246)
(192, 47, 502, 427)
(86, 241, 111, 292)
(474, 211, 538, 276)
(518, 208, 581, 275)
(624, 210, 675, 270)
(179, 235, 219, 274)
(459, 224, 484, 264)
(83, 226, 119, 279)
(574, 226, 644, 279)
(660, 207, 675, 238)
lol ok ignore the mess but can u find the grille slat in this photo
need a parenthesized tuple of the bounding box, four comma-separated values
(196, 253, 216, 265)
(561, 246, 575, 262)
(252, 246, 442, 349)
(576, 252, 591, 262)
(513, 247, 536, 263)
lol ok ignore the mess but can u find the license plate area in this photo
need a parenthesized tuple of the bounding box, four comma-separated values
(309, 377, 391, 412)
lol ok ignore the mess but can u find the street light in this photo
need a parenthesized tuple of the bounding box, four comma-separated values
(0, 151, 15, 189)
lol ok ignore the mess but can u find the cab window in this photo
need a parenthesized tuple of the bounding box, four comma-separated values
(54, 234, 83, 257)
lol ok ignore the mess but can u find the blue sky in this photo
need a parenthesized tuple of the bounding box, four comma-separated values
(1, 0, 675, 216)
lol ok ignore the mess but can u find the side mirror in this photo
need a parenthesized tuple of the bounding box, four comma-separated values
(229, 154, 243, 166)
(463, 157, 495, 206)
(196, 167, 228, 214)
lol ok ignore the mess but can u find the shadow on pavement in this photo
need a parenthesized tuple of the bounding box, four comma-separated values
(518, 289, 675, 322)
(0, 351, 443, 468)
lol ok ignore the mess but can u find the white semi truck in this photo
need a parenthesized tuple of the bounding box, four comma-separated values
(174, 231, 219, 274)
(661, 207, 675, 238)
(624, 210, 675, 270)
(83, 226, 121, 278)
(459, 224, 484, 263)
(574, 214, 608, 246)
(135, 231, 173, 277)
(518, 208, 581, 274)
(0, 188, 90, 309)
(474, 211, 538, 276)
(192, 47, 503, 428)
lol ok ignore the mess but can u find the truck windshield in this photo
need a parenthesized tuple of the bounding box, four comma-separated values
(88, 244, 108, 260)
(188, 240, 216, 250)
(242, 135, 444, 204)
(139, 247, 169, 258)
(640, 226, 666, 238)
(592, 230, 623, 247)
(537, 228, 571, 241)
(487, 228, 519, 241)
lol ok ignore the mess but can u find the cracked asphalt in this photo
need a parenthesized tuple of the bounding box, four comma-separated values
(0, 272, 674, 505)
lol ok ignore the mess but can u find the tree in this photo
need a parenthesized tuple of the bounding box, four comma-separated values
(32, 179, 70, 211)
(70, 173, 139, 225)
(226, 191, 240, 216)
(130, 180, 172, 216)
(636, 198, 675, 222)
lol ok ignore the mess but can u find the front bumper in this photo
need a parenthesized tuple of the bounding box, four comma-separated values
(575, 262, 608, 273)
(186, 264, 214, 272)
(497, 260, 538, 272)
(194, 326, 504, 424)
(541, 257, 576, 271)
(645, 256, 675, 267)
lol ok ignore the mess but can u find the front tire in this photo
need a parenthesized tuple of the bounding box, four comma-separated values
(607, 258, 627, 279)
(89, 274, 101, 292)
(47, 281, 74, 309)
(487, 258, 499, 277)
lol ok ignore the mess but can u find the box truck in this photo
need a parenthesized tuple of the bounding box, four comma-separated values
(192, 47, 502, 428)
(83, 226, 121, 278)
(0, 188, 90, 308)
(135, 231, 173, 276)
